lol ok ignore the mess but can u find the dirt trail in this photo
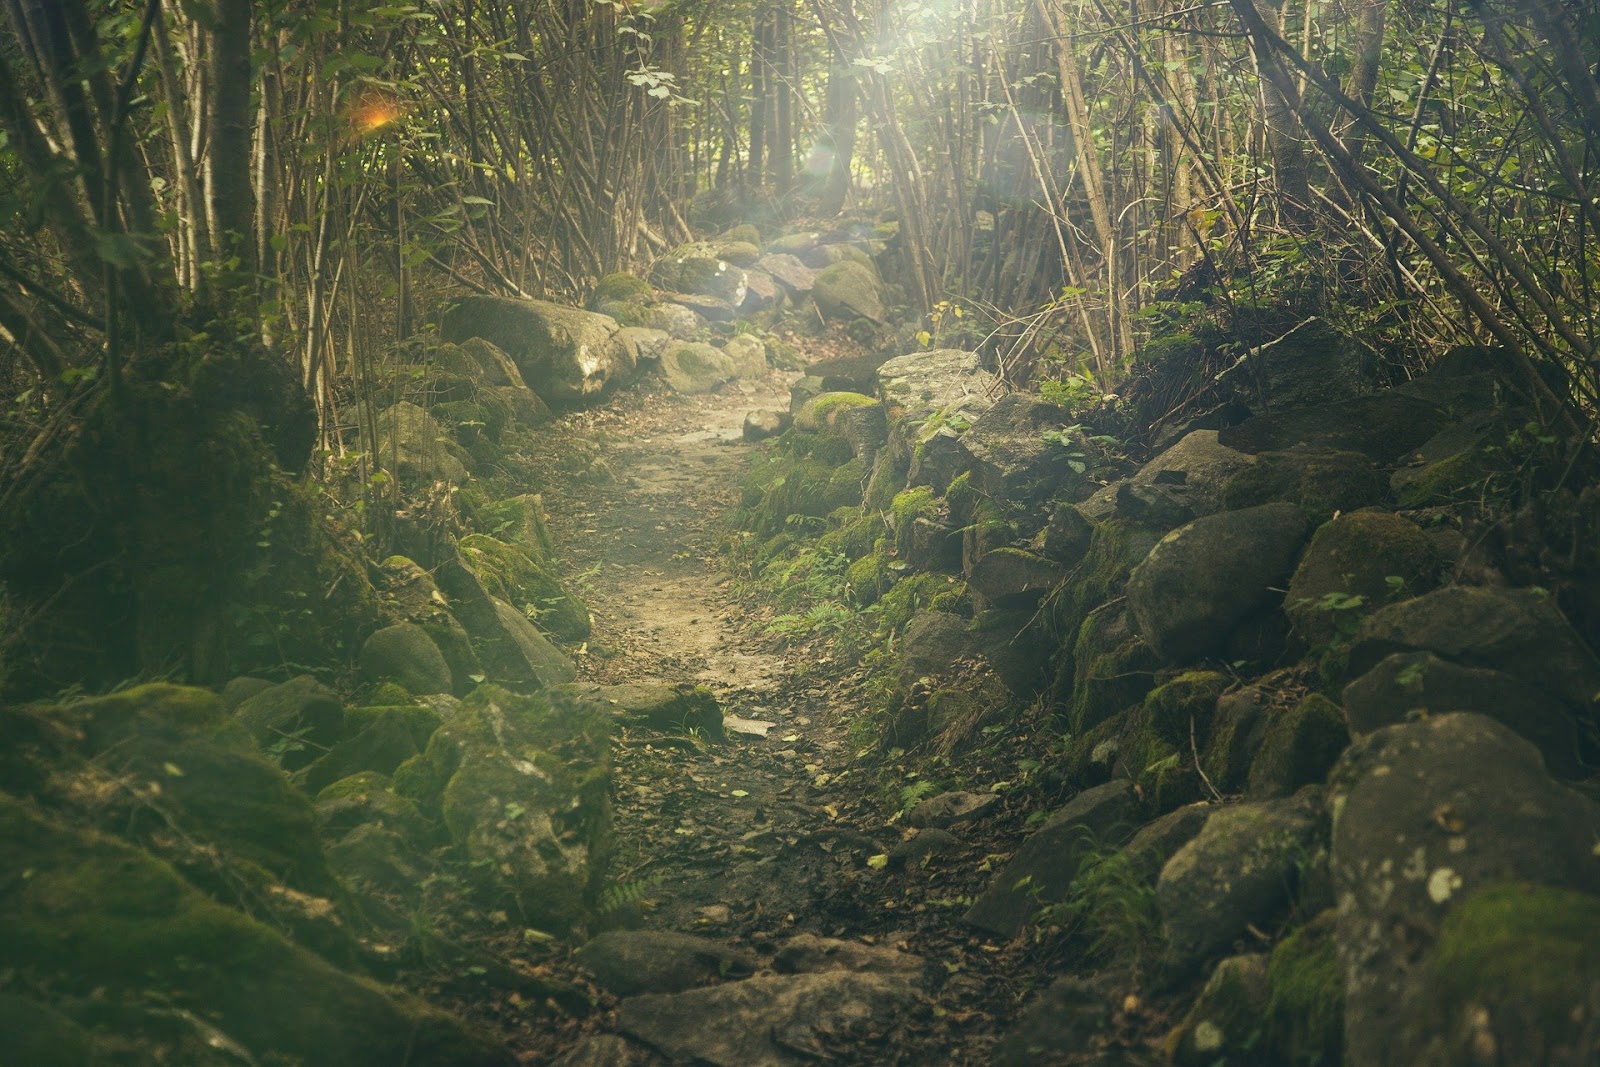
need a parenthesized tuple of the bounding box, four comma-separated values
(525, 372, 1025, 1063)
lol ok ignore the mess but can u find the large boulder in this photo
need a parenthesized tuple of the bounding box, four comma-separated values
(359, 622, 453, 696)
(812, 260, 886, 323)
(616, 970, 921, 1066)
(1080, 429, 1256, 520)
(958, 393, 1096, 504)
(1393, 882, 1600, 1066)
(967, 548, 1067, 611)
(1327, 713, 1600, 1066)
(397, 686, 610, 930)
(576, 930, 756, 996)
(80, 684, 336, 894)
(1222, 448, 1389, 525)
(1284, 510, 1440, 646)
(459, 533, 591, 642)
(374, 401, 472, 485)
(648, 243, 750, 312)
(875, 348, 997, 426)
(440, 296, 622, 404)
(755, 252, 816, 295)
(433, 554, 576, 690)
(1246, 693, 1349, 799)
(658, 341, 737, 394)
(793, 392, 888, 460)
(1217, 393, 1451, 463)
(1127, 503, 1311, 663)
(1157, 791, 1322, 977)
(1348, 584, 1600, 711)
(0, 794, 512, 1067)
(234, 674, 345, 771)
(374, 556, 480, 695)
(1342, 651, 1584, 776)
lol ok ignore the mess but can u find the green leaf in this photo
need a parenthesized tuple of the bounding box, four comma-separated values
(867, 853, 889, 869)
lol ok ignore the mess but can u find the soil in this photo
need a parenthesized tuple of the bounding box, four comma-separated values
(478, 358, 1141, 1064)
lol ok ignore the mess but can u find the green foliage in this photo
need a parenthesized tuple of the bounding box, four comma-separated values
(1037, 844, 1160, 970)
(1266, 911, 1344, 1064)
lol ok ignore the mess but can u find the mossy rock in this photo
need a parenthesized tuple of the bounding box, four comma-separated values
(1285, 510, 1439, 647)
(314, 771, 433, 843)
(1399, 881, 1600, 1066)
(1167, 953, 1271, 1065)
(826, 457, 869, 510)
(459, 533, 591, 642)
(473, 493, 557, 565)
(1222, 448, 1389, 525)
(1200, 686, 1271, 794)
(590, 272, 655, 308)
(846, 550, 893, 606)
(740, 455, 853, 536)
(76, 684, 335, 896)
(1044, 518, 1164, 645)
(1065, 603, 1160, 735)
(1143, 671, 1229, 749)
(343, 704, 444, 747)
(409, 686, 611, 930)
(1247, 693, 1350, 799)
(225, 476, 381, 682)
(817, 509, 886, 560)
(878, 573, 966, 636)
(434, 396, 511, 445)
(0, 793, 511, 1067)
(1053, 708, 1128, 791)
(365, 680, 420, 707)
(1265, 909, 1343, 1064)
(293, 705, 447, 797)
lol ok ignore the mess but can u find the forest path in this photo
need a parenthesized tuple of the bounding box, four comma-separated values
(520, 368, 1016, 1064)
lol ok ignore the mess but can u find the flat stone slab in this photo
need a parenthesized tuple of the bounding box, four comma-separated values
(617, 970, 922, 1067)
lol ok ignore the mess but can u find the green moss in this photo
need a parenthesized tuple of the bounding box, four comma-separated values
(72, 684, 335, 895)
(878, 573, 964, 635)
(741, 455, 858, 536)
(818, 509, 886, 560)
(1066, 605, 1159, 735)
(1408, 881, 1600, 1060)
(458, 533, 590, 642)
(929, 586, 972, 615)
(811, 391, 879, 416)
(1045, 518, 1162, 644)
(0, 993, 98, 1067)
(1266, 910, 1344, 1064)
(343, 704, 444, 749)
(474, 494, 557, 564)
(1169, 954, 1271, 1065)
(1393, 450, 1481, 508)
(945, 470, 979, 525)
(0, 794, 502, 1067)
(890, 485, 939, 529)
(591, 272, 654, 306)
(846, 550, 892, 606)
(826, 457, 869, 510)
(316, 769, 392, 801)
(364, 681, 418, 706)
(1143, 671, 1229, 748)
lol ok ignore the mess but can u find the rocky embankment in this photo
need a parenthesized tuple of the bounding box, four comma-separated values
(733, 316, 1600, 1065)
